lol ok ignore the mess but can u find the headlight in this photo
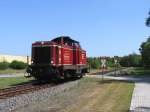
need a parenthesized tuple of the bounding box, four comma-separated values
(51, 60, 54, 64)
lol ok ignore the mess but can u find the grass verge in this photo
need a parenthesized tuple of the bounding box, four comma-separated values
(126, 67, 150, 77)
(65, 78, 134, 112)
(0, 77, 34, 89)
(0, 68, 26, 74)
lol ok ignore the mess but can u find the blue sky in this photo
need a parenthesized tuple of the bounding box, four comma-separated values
(0, 0, 150, 57)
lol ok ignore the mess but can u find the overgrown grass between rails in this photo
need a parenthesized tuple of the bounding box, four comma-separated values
(0, 77, 34, 89)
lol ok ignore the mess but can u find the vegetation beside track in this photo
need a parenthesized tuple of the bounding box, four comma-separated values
(126, 67, 150, 77)
(0, 77, 34, 89)
(87, 57, 121, 70)
(88, 67, 114, 73)
(0, 60, 27, 74)
(15, 77, 134, 112)
(0, 68, 26, 74)
(65, 78, 134, 112)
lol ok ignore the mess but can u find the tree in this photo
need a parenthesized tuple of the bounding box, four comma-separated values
(146, 11, 150, 27)
(107, 57, 115, 67)
(87, 57, 101, 69)
(120, 56, 130, 67)
(128, 54, 142, 67)
(0, 61, 9, 70)
(120, 53, 142, 67)
(139, 37, 150, 68)
(91, 58, 101, 69)
(139, 11, 150, 67)
(9, 60, 27, 69)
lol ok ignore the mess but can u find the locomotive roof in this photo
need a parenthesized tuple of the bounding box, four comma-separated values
(52, 36, 79, 43)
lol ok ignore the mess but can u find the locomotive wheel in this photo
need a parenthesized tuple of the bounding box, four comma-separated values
(79, 74, 83, 78)
(64, 71, 71, 80)
(78, 74, 82, 78)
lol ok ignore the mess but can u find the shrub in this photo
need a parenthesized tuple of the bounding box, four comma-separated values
(91, 58, 101, 69)
(140, 37, 150, 68)
(120, 54, 142, 67)
(9, 60, 27, 69)
(0, 61, 10, 70)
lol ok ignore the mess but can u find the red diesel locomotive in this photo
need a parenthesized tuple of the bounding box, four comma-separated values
(27, 36, 88, 80)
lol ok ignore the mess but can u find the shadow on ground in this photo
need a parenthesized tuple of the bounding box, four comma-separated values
(10, 77, 81, 87)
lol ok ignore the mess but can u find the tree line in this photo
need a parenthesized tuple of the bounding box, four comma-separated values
(139, 11, 150, 68)
(0, 60, 27, 70)
(119, 53, 142, 67)
(120, 11, 150, 68)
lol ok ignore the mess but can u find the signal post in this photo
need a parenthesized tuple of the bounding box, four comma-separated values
(100, 57, 107, 81)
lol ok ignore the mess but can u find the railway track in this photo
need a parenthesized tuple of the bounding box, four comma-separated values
(0, 82, 54, 99)
(0, 68, 126, 100)
(89, 67, 126, 75)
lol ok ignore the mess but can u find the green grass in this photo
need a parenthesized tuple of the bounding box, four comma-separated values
(0, 77, 34, 89)
(66, 78, 134, 112)
(0, 68, 26, 74)
(127, 67, 150, 77)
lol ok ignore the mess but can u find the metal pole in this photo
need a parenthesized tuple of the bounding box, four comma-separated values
(102, 67, 104, 81)
(115, 64, 117, 76)
(89, 59, 91, 73)
(114, 58, 118, 76)
(27, 56, 29, 65)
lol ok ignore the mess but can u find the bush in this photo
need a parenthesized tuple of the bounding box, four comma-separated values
(140, 37, 150, 68)
(120, 53, 142, 67)
(90, 58, 101, 69)
(9, 60, 27, 69)
(107, 58, 115, 67)
(0, 61, 10, 70)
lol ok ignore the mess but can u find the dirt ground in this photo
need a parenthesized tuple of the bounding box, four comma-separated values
(14, 77, 134, 112)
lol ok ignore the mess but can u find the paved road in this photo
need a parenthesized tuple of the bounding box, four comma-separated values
(130, 78, 150, 112)
(0, 73, 24, 78)
(86, 70, 150, 112)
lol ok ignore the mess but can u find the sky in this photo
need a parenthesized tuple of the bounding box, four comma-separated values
(0, 0, 150, 57)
